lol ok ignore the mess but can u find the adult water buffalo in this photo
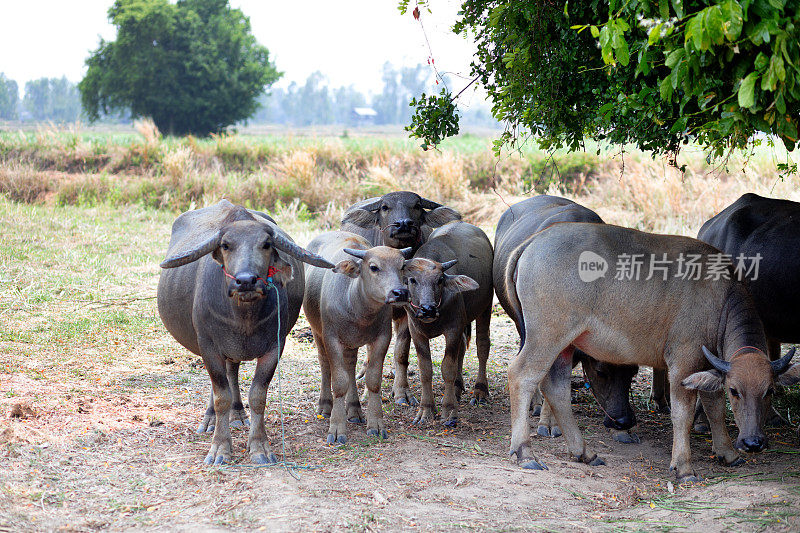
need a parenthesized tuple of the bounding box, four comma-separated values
(343, 191, 461, 404)
(303, 231, 412, 444)
(698, 193, 800, 358)
(157, 200, 334, 465)
(493, 196, 640, 442)
(402, 221, 494, 426)
(507, 222, 800, 481)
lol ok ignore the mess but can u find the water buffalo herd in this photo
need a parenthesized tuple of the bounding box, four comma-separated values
(157, 191, 800, 481)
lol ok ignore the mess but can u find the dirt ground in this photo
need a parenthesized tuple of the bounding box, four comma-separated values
(1, 305, 799, 532)
(1, 201, 799, 532)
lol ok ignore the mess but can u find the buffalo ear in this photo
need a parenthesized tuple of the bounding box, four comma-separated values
(333, 259, 361, 278)
(270, 253, 294, 286)
(341, 208, 377, 228)
(777, 363, 800, 387)
(444, 274, 479, 293)
(681, 370, 724, 392)
(424, 206, 461, 227)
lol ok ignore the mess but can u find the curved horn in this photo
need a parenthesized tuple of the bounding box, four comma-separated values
(360, 199, 383, 212)
(440, 259, 458, 271)
(702, 346, 731, 374)
(771, 347, 797, 374)
(400, 247, 414, 259)
(271, 233, 335, 269)
(160, 231, 221, 269)
(343, 248, 367, 259)
(418, 198, 442, 209)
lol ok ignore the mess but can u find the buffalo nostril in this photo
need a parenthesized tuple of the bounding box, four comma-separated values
(392, 289, 409, 301)
(742, 436, 766, 452)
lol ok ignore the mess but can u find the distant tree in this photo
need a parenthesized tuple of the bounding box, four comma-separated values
(372, 62, 403, 124)
(0, 74, 19, 120)
(22, 77, 82, 122)
(332, 86, 367, 125)
(79, 0, 281, 136)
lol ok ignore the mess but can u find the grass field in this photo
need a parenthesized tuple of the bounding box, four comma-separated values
(2, 125, 800, 531)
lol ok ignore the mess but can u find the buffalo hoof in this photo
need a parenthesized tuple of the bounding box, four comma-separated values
(677, 474, 702, 484)
(253, 452, 278, 465)
(576, 453, 604, 466)
(326, 433, 347, 446)
(537, 425, 560, 438)
(443, 417, 458, 428)
(366, 428, 389, 439)
(716, 455, 746, 467)
(612, 431, 641, 444)
(469, 397, 488, 406)
(348, 416, 366, 424)
(230, 419, 250, 429)
(520, 459, 548, 470)
(204, 454, 227, 466)
(394, 392, 419, 406)
(531, 404, 542, 417)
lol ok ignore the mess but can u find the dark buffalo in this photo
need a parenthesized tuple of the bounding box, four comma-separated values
(698, 193, 800, 358)
(493, 195, 640, 442)
(343, 191, 461, 404)
(157, 200, 333, 465)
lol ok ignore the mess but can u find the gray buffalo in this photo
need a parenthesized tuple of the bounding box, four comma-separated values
(402, 221, 494, 426)
(507, 222, 800, 481)
(343, 191, 461, 404)
(493, 196, 640, 442)
(303, 231, 412, 444)
(157, 200, 333, 465)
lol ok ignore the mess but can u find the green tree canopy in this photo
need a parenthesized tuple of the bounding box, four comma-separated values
(79, 0, 280, 136)
(23, 77, 81, 122)
(405, 0, 800, 163)
(0, 74, 19, 120)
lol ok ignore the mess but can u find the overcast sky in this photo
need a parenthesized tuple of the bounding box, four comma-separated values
(0, 0, 479, 98)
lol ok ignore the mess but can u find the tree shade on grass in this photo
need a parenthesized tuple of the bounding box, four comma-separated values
(79, 0, 281, 136)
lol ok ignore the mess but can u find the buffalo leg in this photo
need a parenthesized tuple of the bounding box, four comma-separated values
(765, 339, 789, 426)
(470, 304, 492, 405)
(345, 347, 365, 424)
(651, 369, 670, 413)
(508, 342, 555, 471)
(392, 316, 418, 406)
(412, 335, 436, 425)
(699, 391, 742, 466)
(201, 347, 232, 465)
(227, 361, 250, 428)
(668, 365, 700, 482)
(536, 399, 561, 438)
(247, 350, 280, 464)
(197, 391, 216, 434)
(314, 332, 333, 418)
(542, 349, 602, 465)
(326, 341, 354, 445)
(441, 330, 464, 427)
(364, 335, 390, 439)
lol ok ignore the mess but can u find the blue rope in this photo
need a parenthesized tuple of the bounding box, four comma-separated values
(220, 278, 317, 478)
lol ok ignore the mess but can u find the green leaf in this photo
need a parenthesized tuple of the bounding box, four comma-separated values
(615, 38, 630, 66)
(590, 25, 600, 38)
(720, 0, 743, 41)
(754, 52, 769, 71)
(665, 48, 685, 68)
(705, 6, 725, 45)
(776, 92, 786, 114)
(649, 23, 664, 45)
(685, 12, 706, 50)
(660, 76, 674, 101)
(738, 72, 759, 108)
(672, 0, 684, 18)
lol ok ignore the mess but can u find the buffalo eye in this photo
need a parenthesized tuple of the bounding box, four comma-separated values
(262, 241, 271, 249)
(729, 387, 740, 398)
(437, 277, 444, 285)
(221, 242, 230, 251)
(381, 205, 389, 211)
(370, 264, 380, 272)
(409, 277, 417, 285)
(765, 387, 775, 397)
